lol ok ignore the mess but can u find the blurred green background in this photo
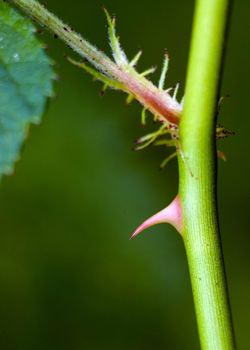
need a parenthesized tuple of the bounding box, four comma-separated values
(0, 0, 249, 349)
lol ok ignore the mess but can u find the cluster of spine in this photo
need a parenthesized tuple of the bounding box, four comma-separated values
(68, 9, 233, 167)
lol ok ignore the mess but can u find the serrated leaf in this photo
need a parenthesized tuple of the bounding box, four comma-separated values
(0, 2, 54, 177)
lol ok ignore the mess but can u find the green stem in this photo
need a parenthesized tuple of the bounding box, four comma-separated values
(179, 0, 235, 349)
(6, 0, 120, 78)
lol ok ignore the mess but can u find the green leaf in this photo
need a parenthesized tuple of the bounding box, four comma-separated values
(0, 2, 54, 177)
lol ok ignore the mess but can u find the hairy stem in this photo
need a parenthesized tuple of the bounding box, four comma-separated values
(6, 0, 181, 125)
(6, 0, 116, 72)
(179, 0, 235, 349)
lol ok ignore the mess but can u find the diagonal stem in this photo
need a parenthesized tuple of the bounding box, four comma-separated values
(6, 0, 182, 125)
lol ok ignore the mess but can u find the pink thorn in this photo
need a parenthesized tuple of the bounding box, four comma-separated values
(130, 195, 182, 239)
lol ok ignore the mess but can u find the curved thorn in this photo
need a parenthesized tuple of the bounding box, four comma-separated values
(130, 195, 183, 239)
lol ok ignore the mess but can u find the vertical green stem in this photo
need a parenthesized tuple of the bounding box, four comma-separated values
(179, 0, 235, 349)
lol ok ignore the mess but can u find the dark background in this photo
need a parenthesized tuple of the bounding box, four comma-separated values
(0, 0, 249, 349)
